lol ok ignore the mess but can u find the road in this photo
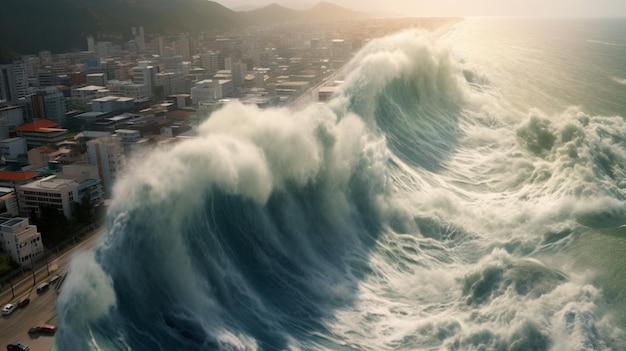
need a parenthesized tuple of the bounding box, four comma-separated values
(0, 228, 104, 351)
(288, 67, 347, 111)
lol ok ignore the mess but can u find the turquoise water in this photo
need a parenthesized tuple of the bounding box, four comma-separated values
(54, 19, 626, 350)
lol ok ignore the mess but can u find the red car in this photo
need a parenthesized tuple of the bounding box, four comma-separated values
(17, 297, 30, 308)
(28, 324, 57, 335)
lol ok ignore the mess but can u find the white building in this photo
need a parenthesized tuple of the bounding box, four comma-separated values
(23, 55, 41, 78)
(115, 129, 141, 143)
(132, 61, 157, 97)
(18, 175, 79, 219)
(87, 36, 95, 52)
(87, 135, 126, 195)
(107, 80, 150, 100)
(91, 96, 135, 113)
(330, 39, 351, 63)
(191, 79, 233, 105)
(96, 41, 115, 58)
(155, 72, 186, 96)
(71, 85, 109, 109)
(0, 217, 43, 267)
(132, 26, 145, 51)
(0, 61, 28, 103)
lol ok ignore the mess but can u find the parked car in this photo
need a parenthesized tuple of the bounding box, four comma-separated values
(6, 343, 29, 351)
(17, 297, 29, 308)
(28, 324, 57, 335)
(1, 303, 17, 316)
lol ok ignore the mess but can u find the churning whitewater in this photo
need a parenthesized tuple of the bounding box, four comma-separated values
(54, 20, 626, 351)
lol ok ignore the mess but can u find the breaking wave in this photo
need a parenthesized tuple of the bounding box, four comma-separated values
(54, 23, 626, 351)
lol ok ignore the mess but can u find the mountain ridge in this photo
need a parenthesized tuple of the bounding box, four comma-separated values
(240, 2, 366, 26)
(0, 0, 366, 60)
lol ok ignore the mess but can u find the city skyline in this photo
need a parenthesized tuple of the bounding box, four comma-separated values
(220, 0, 626, 18)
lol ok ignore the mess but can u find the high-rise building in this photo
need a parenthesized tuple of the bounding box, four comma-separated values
(0, 61, 29, 103)
(30, 87, 68, 127)
(34, 87, 64, 115)
(132, 26, 145, 51)
(0, 105, 24, 139)
(96, 41, 115, 58)
(199, 53, 221, 74)
(38, 51, 52, 66)
(231, 62, 248, 88)
(87, 36, 95, 52)
(175, 35, 191, 60)
(37, 72, 56, 87)
(330, 39, 351, 63)
(132, 62, 157, 97)
(156, 36, 165, 57)
(22, 55, 41, 78)
(155, 72, 186, 96)
(87, 135, 126, 195)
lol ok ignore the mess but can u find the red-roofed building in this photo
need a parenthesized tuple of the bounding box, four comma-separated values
(13, 119, 58, 132)
(0, 170, 39, 188)
(13, 119, 68, 149)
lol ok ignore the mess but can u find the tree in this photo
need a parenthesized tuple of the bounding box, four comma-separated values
(32, 205, 72, 248)
(72, 195, 94, 226)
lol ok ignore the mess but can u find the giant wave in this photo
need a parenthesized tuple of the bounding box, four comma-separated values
(54, 23, 626, 351)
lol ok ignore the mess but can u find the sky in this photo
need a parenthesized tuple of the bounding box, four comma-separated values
(217, 0, 626, 17)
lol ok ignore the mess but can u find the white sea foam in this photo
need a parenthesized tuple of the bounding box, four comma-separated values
(54, 20, 626, 351)
(613, 76, 626, 85)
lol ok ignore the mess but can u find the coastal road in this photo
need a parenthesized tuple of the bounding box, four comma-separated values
(288, 67, 347, 111)
(0, 228, 104, 351)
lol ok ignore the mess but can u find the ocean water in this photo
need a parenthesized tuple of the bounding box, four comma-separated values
(54, 18, 626, 350)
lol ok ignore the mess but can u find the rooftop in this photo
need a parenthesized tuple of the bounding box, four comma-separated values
(22, 175, 77, 190)
(13, 120, 59, 132)
(0, 171, 39, 182)
(76, 85, 106, 92)
(2, 217, 24, 227)
(31, 145, 57, 154)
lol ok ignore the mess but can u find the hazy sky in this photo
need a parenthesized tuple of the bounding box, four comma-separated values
(219, 0, 626, 17)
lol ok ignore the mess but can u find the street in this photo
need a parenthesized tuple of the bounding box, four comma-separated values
(0, 228, 104, 351)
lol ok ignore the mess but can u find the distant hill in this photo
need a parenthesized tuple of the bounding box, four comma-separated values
(241, 2, 367, 25)
(0, 0, 241, 59)
(0, 0, 366, 61)
(233, 1, 315, 11)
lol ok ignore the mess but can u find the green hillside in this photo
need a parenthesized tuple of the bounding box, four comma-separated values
(0, 0, 365, 60)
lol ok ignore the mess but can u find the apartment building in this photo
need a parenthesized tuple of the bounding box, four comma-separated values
(18, 175, 79, 219)
(87, 135, 126, 195)
(0, 217, 44, 267)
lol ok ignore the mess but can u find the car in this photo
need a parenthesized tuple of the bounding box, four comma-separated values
(35, 282, 49, 294)
(48, 274, 60, 285)
(17, 297, 30, 308)
(1, 303, 17, 316)
(28, 324, 57, 335)
(6, 343, 29, 351)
